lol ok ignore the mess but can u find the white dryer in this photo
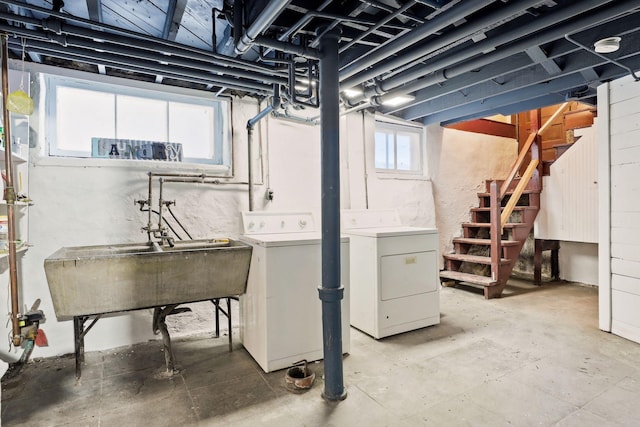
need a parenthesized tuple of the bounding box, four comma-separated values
(342, 209, 439, 339)
(239, 211, 350, 373)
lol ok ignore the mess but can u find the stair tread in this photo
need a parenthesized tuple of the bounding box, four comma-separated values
(462, 222, 528, 228)
(477, 189, 539, 197)
(440, 270, 496, 286)
(471, 206, 534, 212)
(453, 237, 519, 246)
(443, 253, 510, 265)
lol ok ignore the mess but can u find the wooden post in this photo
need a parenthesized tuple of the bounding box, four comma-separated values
(489, 181, 501, 284)
(534, 239, 542, 286)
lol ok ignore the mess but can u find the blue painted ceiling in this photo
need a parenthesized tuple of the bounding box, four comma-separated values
(0, 0, 639, 125)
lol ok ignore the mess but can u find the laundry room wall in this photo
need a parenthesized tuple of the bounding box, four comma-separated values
(1, 63, 519, 360)
(427, 126, 518, 267)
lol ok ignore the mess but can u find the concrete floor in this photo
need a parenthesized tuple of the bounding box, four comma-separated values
(3, 279, 640, 426)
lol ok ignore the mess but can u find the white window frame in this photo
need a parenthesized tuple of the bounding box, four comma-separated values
(374, 119, 425, 177)
(40, 68, 232, 173)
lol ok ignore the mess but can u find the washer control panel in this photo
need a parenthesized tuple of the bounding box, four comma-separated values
(241, 212, 316, 234)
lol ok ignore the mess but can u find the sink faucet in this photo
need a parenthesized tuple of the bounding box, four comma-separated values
(163, 235, 175, 248)
(158, 231, 175, 248)
(150, 229, 175, 248)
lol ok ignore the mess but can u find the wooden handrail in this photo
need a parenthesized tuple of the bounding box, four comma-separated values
(500, 132, 536, 199)
(537, 101, 570, 137)
(500, 158, 539, 232)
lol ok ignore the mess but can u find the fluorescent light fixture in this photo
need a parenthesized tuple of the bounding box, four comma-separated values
(294, 78, 316, 92)
(342, 88, 363, 98)
(381, 94, 415, 107)
(594, 37, 621, 53)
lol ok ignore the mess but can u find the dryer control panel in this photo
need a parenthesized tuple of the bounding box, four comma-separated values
(341, 209, 402, 230)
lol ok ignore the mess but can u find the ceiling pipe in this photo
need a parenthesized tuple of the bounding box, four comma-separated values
(247, 85, 281, 211)
(235, 0, 292, 54)
(343, 0, 544, 90)
(254, 35, 320, 60)
(338, 0, 495, 81)
(0, 0, 277, 75)
(10, 38, 272, 94)
(372, 0, 630, 107)
(55, 33, 286, 85)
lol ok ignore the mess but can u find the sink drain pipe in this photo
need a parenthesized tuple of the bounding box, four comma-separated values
(247, 84, 280, 211)
(318, 27, 346, 402)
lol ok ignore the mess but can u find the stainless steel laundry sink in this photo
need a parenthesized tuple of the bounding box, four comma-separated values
(44, 239, 252, 321)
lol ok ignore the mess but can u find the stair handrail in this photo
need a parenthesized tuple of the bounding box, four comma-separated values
(537, 101, 570, 137)
(500, 132, 536, 199)
(499, 102, 570, 200)
(500, 158, 539, 233)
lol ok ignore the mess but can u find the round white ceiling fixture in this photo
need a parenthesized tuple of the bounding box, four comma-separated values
(594, 37, 621, 53)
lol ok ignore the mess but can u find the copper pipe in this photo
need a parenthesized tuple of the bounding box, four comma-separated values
(1, 33, 21, 346)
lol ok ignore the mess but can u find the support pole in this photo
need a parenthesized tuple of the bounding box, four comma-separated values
(317, 27, 346, 402)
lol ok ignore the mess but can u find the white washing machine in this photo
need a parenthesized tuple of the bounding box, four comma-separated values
(239, 211, 350, 373)
(342, 209, 439, 339)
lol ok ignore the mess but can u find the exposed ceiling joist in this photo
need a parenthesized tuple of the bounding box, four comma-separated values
(524, 45, 562, 75)
(0, 0, 638, 124)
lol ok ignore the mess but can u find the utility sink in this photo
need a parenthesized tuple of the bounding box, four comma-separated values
(44, 239, 253, 321)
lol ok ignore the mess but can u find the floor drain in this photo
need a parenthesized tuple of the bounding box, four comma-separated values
(285, 360, 315, 390)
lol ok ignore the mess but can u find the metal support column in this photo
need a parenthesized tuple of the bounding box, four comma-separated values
(317, 27, 346, 401)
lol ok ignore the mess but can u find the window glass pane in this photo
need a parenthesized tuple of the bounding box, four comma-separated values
(374, 122, 423, 174)
(169, 102, 214, 159)
(57, 87, 115, 153)
(116, 95, 167, 141)
(396, 133, 412, 170)
(46, 73, 230, 166)
(375, 131, 392, 169)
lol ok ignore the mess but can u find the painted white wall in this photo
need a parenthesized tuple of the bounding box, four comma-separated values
(0, 64, 518, 359)
(428, 126, 517, 266)
(535, 125, 598, 243)
(598, 74, 640, 344)
(558, 241, 598, 285)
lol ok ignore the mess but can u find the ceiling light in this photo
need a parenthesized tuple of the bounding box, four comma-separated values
(342, 88, 363, 98)
(381, 95, 415, 107)
(594, 37, 621, 54)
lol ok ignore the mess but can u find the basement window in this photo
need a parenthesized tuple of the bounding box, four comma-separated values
(44, 74, 230, 167)
(374, 121, 423, 174)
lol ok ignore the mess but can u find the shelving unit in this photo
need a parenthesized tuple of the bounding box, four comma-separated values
(0, 145, 31, 259)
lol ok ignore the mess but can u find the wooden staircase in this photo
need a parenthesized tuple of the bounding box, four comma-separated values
(439, 108, 555, 299)
(440, 181, 541, 299)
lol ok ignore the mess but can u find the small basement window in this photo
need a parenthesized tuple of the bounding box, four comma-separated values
(44, 74, 230, 167)
(374, 121, 423, 174)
